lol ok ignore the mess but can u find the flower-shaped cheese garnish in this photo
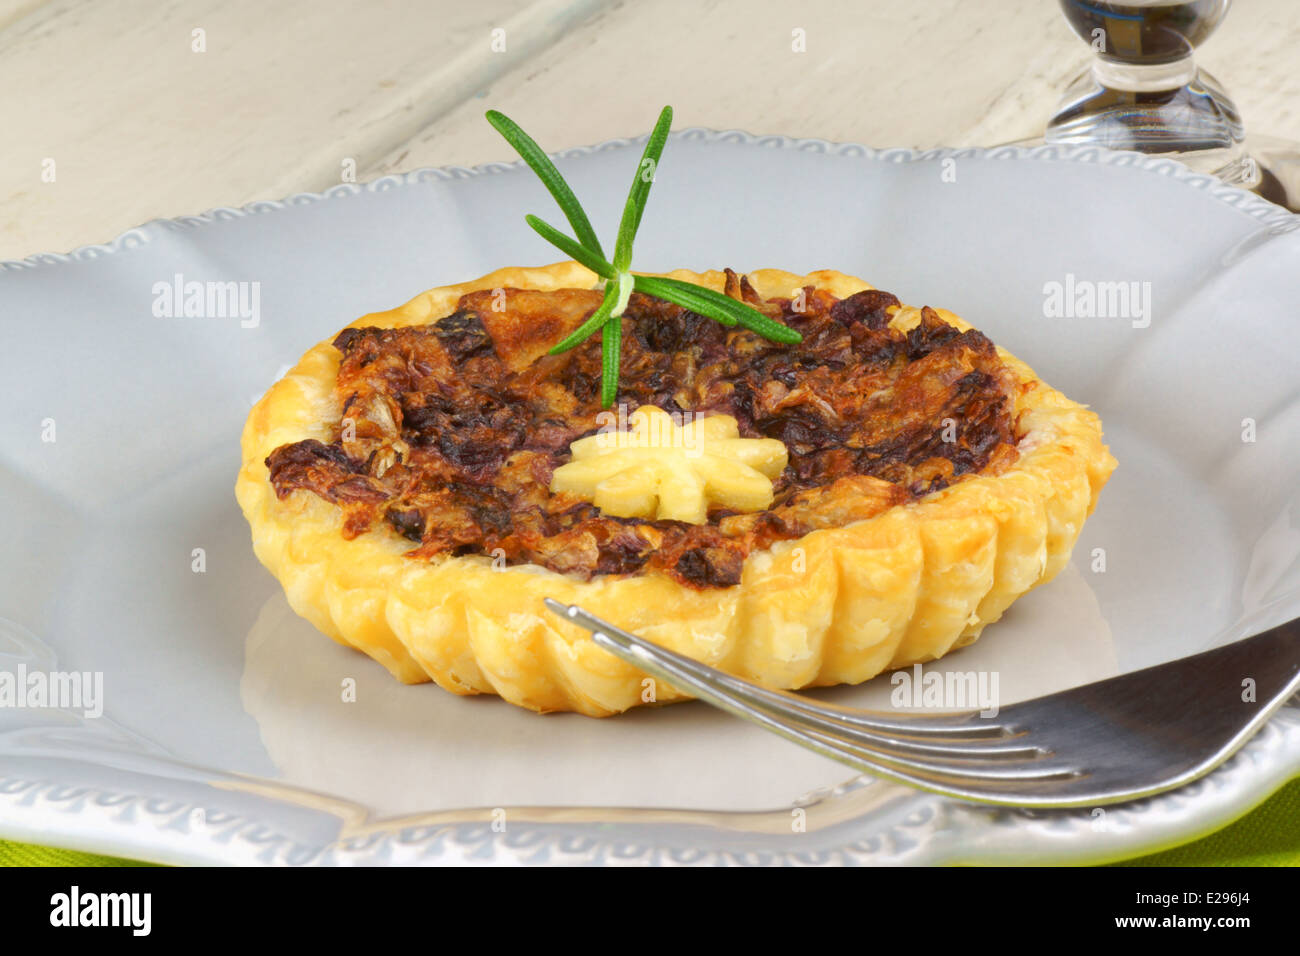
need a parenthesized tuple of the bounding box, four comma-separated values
(551, 406, 788, 524)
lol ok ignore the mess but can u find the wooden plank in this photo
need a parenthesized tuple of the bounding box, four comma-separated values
(3, 0, 1297, 261)
(0, 0, 606, 259)
(367, 0, 1300, 178)
(362, 0, 1088, 177)
(0, 0, 47, 31)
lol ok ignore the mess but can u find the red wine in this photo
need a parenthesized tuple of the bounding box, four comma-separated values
(1058, 0, 1230, 64)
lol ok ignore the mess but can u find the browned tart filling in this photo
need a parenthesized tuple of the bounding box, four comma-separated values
(265, 270, 1022, 588)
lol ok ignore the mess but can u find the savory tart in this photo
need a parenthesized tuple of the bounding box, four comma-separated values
(237, 262, 1116, 716)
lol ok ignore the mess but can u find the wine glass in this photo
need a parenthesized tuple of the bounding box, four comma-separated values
(1045, 0, 1259, 188)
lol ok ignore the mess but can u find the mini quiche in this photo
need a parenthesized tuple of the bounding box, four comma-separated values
(237, 262, 1115, 716)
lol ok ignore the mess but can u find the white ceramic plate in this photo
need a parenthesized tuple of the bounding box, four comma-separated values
(1, 131, 1298, 866)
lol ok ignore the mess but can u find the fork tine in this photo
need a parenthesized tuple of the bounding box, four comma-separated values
(547, 600, 1025, 745)
(550, 602, 1300, 808)
(547, 600, 1077, 780)
(582, 626, 1081, 787)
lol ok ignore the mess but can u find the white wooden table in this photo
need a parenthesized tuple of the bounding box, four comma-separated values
(4, 0, 1297, 261)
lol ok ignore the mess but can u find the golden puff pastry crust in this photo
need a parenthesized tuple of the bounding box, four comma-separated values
(237, 263, 1116, 716)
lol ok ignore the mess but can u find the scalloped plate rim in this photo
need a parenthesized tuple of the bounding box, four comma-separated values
(1, 129, 1294, 271)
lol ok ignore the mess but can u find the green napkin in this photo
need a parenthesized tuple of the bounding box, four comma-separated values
(4, 778, 1298, 866)
(0, 842, 157, 866)
(1120, 777, 1300, 866)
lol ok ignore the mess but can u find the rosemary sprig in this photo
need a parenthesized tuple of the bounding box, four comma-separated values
(633, 275, 807, 343)
(525, 215, 615, 280)
(550, 283, 620, 354)
(600, 307, 623, 409)
(487, 105, 802, 406)
(613, 106, 674, 273)
(485, 110, 606, 259)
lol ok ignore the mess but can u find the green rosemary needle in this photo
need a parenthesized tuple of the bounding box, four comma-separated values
(487, 105, 802, 406)
(485, 110, 606, 259)
(550, 283, 620, 354)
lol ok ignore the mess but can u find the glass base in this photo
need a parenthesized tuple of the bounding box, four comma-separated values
(1046, 61, 1258, 189)
(1246, 134, 1300, 213)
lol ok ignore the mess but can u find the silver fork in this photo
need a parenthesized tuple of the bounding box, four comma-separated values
(544, 599, 1300, 808)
